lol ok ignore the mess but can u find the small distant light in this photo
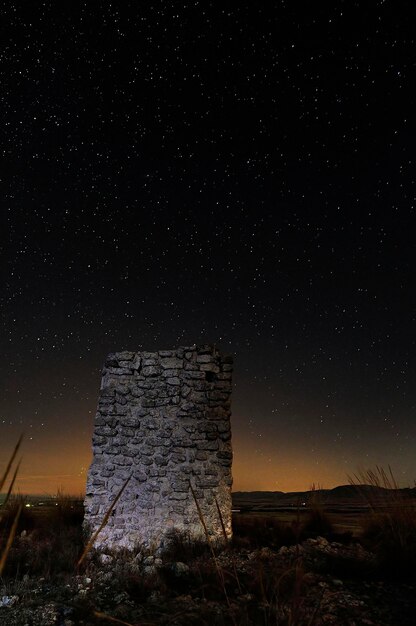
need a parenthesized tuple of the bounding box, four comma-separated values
(25, 503, 31, 508)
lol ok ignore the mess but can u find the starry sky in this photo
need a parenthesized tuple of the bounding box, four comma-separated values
(1, 2, 415, 494)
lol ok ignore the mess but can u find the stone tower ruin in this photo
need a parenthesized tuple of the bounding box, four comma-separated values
(84, 344, 233, 551)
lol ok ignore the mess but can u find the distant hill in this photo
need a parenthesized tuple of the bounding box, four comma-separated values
(3, 486, 415, 512)
(232, 485, 416, 511)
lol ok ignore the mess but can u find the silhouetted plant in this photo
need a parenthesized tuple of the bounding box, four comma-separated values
(0, 436, 23, 576)
(349, 466, 416, 577)
(300, 484, 334, 539)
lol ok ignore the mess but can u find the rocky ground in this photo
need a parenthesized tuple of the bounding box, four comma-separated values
(1, 536, 415, 625)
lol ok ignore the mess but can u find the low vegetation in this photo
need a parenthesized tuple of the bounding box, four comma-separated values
(349, 466, 416, 577)
(1, 455, 416, 624)
(1, 495, 84, 578)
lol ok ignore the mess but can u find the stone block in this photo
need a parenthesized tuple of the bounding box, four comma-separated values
(160, 357, 183, 369)
(166, 377, 181, 386)
(142, 366, 160, 377)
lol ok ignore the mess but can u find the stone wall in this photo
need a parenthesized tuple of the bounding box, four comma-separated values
(84, 344, 233, 551)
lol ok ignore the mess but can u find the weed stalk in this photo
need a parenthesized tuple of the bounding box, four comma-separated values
(78, 474, 132, 568)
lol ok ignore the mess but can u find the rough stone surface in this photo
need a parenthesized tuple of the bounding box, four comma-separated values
(84, 344, 233, 551)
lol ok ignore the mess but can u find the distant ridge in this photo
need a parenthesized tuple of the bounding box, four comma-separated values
(232, 485, 416, 511)
(234, 490, 285, 496)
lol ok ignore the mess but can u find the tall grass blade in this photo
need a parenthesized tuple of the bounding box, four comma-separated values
(348, 465, 416, 575)
(4, 458, 22, 507)
(215, 495, 242, 593)
(214, 496, 228, 542)
(0, 503, 22, 576)
(77, 475, 132, 567)
(0, 435, 23, 493)
(189, 482, 234, 620)
(189, 482, 211, 546)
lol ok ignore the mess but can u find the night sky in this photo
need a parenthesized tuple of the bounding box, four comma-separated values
(1, 2, 415, 494)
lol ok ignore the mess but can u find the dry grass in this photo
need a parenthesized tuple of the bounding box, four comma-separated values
(0, 484, 328, 625)
(162, 528, 210, 562)
(232, 485, 336, 553)
(189, 481, 235, 621)
(232, 514, 299, 550)
(78, 474, 132, 568)
(0, 497, 85, 578)
(186, 482, 322, 625)
(0, 436, 23, 576)
(6, 459, 402, 623)
(0, 435, 23, 498)
(349, 466, 416, 577)
(300, 483, 334, 540)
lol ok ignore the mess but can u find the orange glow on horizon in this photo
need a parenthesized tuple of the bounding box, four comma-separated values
(2, 419, 407, 496)
(231, 436, 355, 493)
(1, 432, 93, 497)
(4, 445, 349, 496)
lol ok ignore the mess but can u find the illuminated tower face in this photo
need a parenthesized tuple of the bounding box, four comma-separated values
(84, 345, 233, 552)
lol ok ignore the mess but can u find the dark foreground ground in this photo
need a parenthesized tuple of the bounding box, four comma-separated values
(1, 497, 416, 625)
